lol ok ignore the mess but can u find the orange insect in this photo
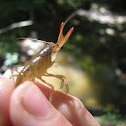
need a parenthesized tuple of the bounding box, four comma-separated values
(10, 21, 74, 102)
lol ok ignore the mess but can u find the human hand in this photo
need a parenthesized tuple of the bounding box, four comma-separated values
(0, 77, 100, 126)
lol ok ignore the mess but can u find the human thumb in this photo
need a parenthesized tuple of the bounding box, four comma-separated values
(10, 81, 72, 126)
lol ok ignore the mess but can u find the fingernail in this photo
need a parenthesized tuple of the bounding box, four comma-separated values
(23, 84, 52, 117)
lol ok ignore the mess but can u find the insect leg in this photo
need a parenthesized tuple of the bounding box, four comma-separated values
(40, 77, 54, 103)
(9, 75, 18, 79)
(45, 73, 69, 94)
(10, 68, 18, 82)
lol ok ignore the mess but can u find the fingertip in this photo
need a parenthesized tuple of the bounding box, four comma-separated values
(0, 77, 14, 126)
(51, 92, 100, 126)
(10, 81, 72, 126)
(23, 83, 53, 117)
(0, 77, 14, 87)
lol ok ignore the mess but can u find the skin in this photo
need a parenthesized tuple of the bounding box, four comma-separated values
(0, 77, 101, 126)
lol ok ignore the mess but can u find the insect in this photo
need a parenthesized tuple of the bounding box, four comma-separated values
(10, 20, 74, 102)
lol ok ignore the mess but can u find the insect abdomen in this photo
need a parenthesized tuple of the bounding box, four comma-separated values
(15, 66, 35, 86)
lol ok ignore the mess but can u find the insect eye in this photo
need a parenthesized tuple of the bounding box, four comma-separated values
(52, 44, 55, 47)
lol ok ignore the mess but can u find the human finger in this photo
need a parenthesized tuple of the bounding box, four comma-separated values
(36, 81, 100, 126)
(10, 81, 72, 126)
(0, 77, 15, 126)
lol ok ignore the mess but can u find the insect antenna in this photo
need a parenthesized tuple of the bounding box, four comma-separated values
(18, 37, 55, 45)
(62, 10, 78, 29)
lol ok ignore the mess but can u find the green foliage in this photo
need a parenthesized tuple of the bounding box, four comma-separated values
(0, 1, 126, 68)
(79, 56, 108, 74)
(4, 52, 18, 66)
(97, 108, 126, 126)
(0, 28, 25, 58)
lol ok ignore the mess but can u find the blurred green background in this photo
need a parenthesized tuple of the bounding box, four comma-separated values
(0, 0, 126, 125)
